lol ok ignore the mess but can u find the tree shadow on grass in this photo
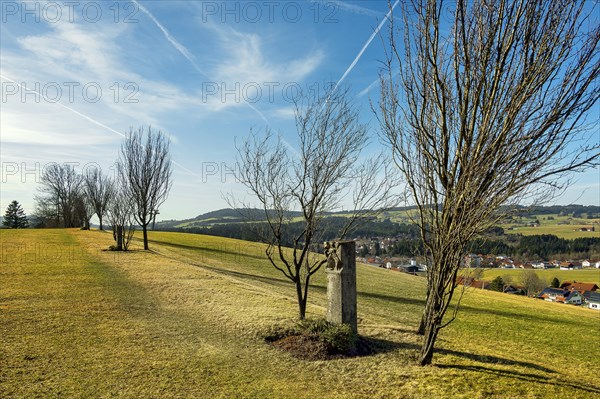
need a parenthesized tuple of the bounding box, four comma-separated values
(359, 291, 427, 307)
(196, 263, 299, 289)
(352, 338, 558, 376)
(436, 348, 555, 374)
(357, 291, 577, 326)
(148, 243, 331, 295)
(435, 363, 600, 395)
(355, 336, 419, 358)
(147, 238, 266, 260)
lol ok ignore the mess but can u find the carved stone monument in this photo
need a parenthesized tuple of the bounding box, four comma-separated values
(324, 241, 357, 333)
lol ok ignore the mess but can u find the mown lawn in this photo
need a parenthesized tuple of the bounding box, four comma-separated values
(1, 229, 599, 398)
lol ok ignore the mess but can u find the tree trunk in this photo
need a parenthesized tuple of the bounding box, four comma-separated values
(143, 225, 149, 250)
(296, 279, 306, 319)
(419, 316, 440, 366)
(419, 283, 444, 365)
(99, 216, 103, 230)
(418, 290, 433, 335)
(116, 225, 123, 251)
(418, 272, 435, 334)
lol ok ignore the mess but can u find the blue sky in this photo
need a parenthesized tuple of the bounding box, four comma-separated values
(1, 0, 598, 221)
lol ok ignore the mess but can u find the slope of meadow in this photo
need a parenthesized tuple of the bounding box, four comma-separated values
(478, 268, 600, 286)
(1, 229, 599, 398)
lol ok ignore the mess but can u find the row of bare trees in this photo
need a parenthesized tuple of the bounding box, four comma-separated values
(35, 163, 108, 230)
(234, 0, 599, 366)
(35, 126, 172, 251)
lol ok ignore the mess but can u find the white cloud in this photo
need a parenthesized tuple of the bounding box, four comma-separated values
(308, 0, 384, 18)
(207, 23, 324, 85)
(273, 107, 296, 119)
(1, 19, 211, 145)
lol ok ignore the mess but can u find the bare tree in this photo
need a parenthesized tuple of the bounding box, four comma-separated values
(521, 270, 546, 297)
(232, 87, 400, 319)
(377, 0, 599, 365)
(35, 163, 84, 228)
(118, 126, 172, 250)
(502, 274, 514, 291)
(106, 182, 136, 251)
(83, 166, 114, 230)
(73, 191, 94, 230)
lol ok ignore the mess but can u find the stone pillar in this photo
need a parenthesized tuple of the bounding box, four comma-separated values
(324, 241, 357, 333)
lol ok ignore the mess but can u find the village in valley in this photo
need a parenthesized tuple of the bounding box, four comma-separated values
(355, 238, 600, 311)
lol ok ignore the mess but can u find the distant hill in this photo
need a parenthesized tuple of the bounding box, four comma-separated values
(156, 208, 303, 230)
(158, 205, 599, 231)
(156, 206, 423, 230)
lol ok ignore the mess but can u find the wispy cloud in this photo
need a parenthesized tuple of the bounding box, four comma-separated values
(206, 23, 325, 85)
(133, 1, 277, 126)
(273, 106, 296, 119)
(0, 74, 126, 140)
(308, 0, 383, 19)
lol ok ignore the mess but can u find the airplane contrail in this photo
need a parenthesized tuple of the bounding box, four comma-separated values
(333, 0, 400, 92)
(0, 74, 200, 177)
(132, 0, 272, 128)
(1, 74, 126, 138)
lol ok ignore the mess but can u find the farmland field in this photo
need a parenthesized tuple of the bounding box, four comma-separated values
(1, 229, 599, 398)
(501, 214, 599, 239)
(477, 268, 600, 286)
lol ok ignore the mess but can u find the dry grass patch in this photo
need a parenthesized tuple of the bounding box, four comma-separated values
(1, 229, 599, 399)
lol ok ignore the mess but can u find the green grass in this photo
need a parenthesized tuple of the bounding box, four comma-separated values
(475, 268, 600, 286)
(502, 214, 600, 239)
(1, 229, 599, 398)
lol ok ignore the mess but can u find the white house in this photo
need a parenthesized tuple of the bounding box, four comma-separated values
(564, 291, 583, 305)
(559, 261, 583, 270)
(588, 292, 600, 310)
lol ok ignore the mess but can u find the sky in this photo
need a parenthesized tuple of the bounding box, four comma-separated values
(1, 0, 599, 222)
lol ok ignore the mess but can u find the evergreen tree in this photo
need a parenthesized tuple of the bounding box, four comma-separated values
(489, 276, 505, 292)
(550, 277, 560, 288)
(3, 200, 29, 228)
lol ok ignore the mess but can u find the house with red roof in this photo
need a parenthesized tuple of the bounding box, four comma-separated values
(538, 288, 583, 305)
(560, 281, 599, 294)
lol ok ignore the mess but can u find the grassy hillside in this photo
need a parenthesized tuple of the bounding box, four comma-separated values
(477, 268, 600, 285)
(1, 229, 599, 398)
(502, 213, 599, 239)
(158, 206, 600, 240)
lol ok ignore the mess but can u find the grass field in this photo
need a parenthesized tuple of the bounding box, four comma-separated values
(476, 268, 600, 286)
(501, 214, 600, 239)
(1, 229, 599, 398)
